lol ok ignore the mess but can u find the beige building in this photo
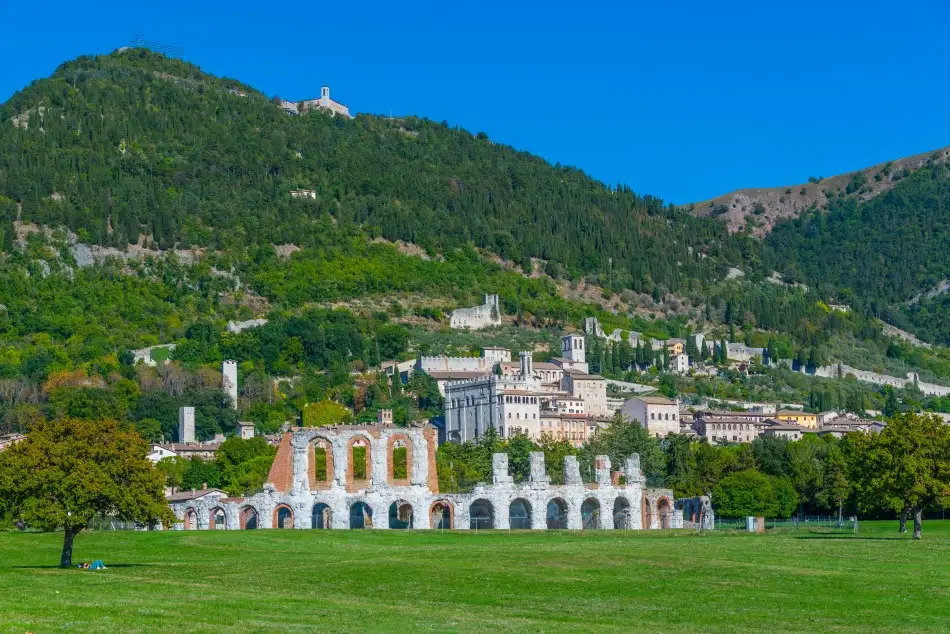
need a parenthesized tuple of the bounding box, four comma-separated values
(621, 395, 680, 438)
(696, 417, 770, 444)
(562, 371, 608, 417)
(775, 410, 817, 429)
(761, 420, 806, 441)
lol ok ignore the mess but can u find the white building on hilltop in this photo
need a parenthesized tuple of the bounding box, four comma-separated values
(298, 86, 352, 118)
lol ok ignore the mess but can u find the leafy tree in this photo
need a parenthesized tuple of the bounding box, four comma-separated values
(849, 413, 950, 539)
(818, 443, 851, 524)
(712, 469, 798, 518)
(156, 455, 188, 493)
(0, 417, 172, 567)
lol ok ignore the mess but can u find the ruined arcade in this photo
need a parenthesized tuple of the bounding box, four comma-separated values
(167, 422, 687, 531)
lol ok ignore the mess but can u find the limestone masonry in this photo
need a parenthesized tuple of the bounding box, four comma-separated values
(450, 294, 502, 329)
(167, 420, 698, 531)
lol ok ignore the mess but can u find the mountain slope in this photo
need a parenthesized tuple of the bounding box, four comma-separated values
(0, 48, 756, 298)
(690, 147, 950, 236)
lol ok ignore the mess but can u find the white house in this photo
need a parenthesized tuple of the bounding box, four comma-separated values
(621, 395, 680, 438)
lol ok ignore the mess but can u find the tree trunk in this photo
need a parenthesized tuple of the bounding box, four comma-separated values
(837, 500, 843, 526)
(60, 527, 79, 568)
(912, 507, 922, 540)
(899, 508, 908, 533)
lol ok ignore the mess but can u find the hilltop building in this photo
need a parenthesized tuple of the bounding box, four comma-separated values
(450, 294, 502, 330)
(280, 86, 352, 118)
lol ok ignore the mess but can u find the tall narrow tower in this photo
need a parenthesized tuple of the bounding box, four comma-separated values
(222, 360, 238, 409)
(178, 406, 195, 443)
(519, 351, 534, 378)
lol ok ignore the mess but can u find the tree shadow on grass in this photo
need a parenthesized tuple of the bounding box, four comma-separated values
(12, 563, 149, 569)
(790, 535, 913, 541)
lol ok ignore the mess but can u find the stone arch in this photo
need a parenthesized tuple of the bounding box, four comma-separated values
(657, 497, 672, 529)
(240, 505, 259, 530)
(448, 431, 461, 443)
(273, 504, 294, 529)
(309, 437, 334, 490)
(183, 507, 197, 530)
(430, 500, 453, 529)
(346, 434, 373, 492)
(469, 499, 494, 530)
(311, 503, 332, 529)
(546, 498, 568, 529)
(581, 498, 601, 530)
(642, 496, 650, 529)
(388, 499, 414, 529)
(508, 498, 532, 530)
(613, 497, 632, 529)
(209, 507, 227, 530)
(387, 433, 413, 486)
(349, 501, 374, 529)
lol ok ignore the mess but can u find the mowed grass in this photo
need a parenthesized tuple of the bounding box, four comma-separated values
(1, 521, 949, 633)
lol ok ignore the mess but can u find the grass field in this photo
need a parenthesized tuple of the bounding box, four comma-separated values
(1, 521, 949, 633)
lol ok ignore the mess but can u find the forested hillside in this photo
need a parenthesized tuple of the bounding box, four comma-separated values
(0, 48, 757, 297)
(764, 162, 950, 343)
(6, 48, 950, 442)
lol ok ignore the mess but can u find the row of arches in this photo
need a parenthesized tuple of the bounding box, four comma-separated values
(182, 497, 672, 530)
(309, 433, 414, 492)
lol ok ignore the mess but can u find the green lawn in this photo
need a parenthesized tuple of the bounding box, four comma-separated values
(1, 521, 948, 633)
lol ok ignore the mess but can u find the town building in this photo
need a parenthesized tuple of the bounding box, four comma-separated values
(671, 353, 690, 374)
(562, 371, 608, 417)
(621, 395, 680, 438)
(775, 410, 818, 429)
(166, 423, 690, 531)
(761, 420, 807, 441)
(695, 416, 771, 444)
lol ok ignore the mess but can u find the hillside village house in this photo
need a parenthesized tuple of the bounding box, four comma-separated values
(621, 395, 680, 438)
(775, 410, 818, 429)
(760, 421, 807, 441)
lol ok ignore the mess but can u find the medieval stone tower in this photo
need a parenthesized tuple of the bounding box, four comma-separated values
(562, 334, 586, 364)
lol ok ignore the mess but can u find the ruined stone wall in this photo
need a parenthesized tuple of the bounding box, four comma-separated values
(449, 294, 501, 330)
(168, 425, 685, 531)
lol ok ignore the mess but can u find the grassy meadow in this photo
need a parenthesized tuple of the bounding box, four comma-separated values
(1, 521, 948, 633)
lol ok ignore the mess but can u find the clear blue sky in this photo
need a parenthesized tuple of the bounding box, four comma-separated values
(2, 0, 948, 203)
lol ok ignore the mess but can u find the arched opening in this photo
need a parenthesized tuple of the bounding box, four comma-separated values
(387, 435, 412, 485)
(581, 498, 601, 530)
(388, 500, 414, 529)
(312, 503, 332, 529)
(309, 438, 333, 490)
(658, 497, 671, 529)
(508, 498, 532, 530)
(430, 501, 453, 529)
(469, 499, 494, 530)
(349, 502, 374, 529)
(546, 498, 568, 529)
(347, 436, 372, 492)
(613, 497, 631, 529)
(184, 508, 197, 530)
(273, 504, 294, 529)
(642, 497, 650, 529)
(240, 506, 259, 530)
(209, 507, 227, 530)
